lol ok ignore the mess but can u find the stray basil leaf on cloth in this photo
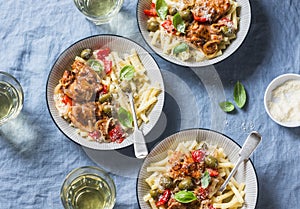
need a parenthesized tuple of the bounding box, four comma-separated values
(234, 81, 247, 108)
(219, 101, 235, 112)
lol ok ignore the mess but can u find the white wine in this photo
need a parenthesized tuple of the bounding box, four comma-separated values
(76, 0, 120, 17)
(0, 81, 20, 120)
(64, 174, 114, 209)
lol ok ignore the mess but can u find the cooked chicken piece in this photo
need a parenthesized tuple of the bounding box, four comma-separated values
(193, 0, 231, 22)
(68, 102, 97, 132)
(64, 66, 101, 102)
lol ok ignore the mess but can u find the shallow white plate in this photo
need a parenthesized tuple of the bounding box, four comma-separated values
(137, 0, 251, 67)
(137, 129, 258, 209)
(46, 35, 165, 150)
(264, 73, 300, 127)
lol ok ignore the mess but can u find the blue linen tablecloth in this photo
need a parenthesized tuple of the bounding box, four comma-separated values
(0, 0, 299, 208)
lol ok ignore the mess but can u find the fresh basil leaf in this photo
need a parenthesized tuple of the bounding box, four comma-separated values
(118, 107, 133, 128)
(233, 81, 246, 108)
(120, 65, 135, 81)
(173, 43, 189, 54)
(219, 101, 235, 112)
(201, 171, 211, 188)
(156, 0, 168, 20)
(174, 191, 197, 203)
(173, 13, 185, 33)
(87, 59, 103, 72)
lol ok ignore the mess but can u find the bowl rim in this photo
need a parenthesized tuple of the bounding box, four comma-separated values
(264, 73, 300, 128)
(46, 34, 165, 150)
(136, 0, 252, 67)
(136, 128, 259, 209)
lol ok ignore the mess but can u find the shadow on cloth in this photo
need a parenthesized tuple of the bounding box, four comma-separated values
(0, 110, 43, 157)
(215, 0, 271, 81)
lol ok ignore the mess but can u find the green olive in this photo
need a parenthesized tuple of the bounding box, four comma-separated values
(147, 20, 160, 32)
(205, 155, 218, 169)
(181, 9, 193, 22)
(99, 93, 112, 103)
(103, 105, 112, 116)
(178, 177, 194, 190)
(159, 176, 173, 188)
(169, 7, 177, 16)
(149, 189, 159, 198)
(221, 26, 234, 36)
(80, 48, 92, 60)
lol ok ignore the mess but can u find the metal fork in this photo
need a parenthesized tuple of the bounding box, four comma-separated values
(127, 91, 148, 159)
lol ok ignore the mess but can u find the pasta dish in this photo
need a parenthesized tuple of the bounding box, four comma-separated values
(143, 140, 245, 209)
(54, 47, 161, 144)
(143, 0, 240, 62)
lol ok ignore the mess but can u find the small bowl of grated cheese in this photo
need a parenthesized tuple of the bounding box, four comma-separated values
(264, 73, 300, 127)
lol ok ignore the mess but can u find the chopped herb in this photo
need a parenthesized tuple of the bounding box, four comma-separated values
(174, 191, 197, 203)
(156, 0, 168, 20)
(120, 65, 135, 81)
(173, 13, 186, 33)
(118, 107, 133, 128)
(173, 43, 189, 54)
(201, 171, 211, 188)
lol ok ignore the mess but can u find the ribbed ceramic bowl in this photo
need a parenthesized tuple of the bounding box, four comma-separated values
(137, 129, 258, 209)
(137, 0, 251, 67)
(46, 35, 165, 150)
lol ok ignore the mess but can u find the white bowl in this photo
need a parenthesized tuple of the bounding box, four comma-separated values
(136, 0, 251, 67)
(264, 73, 300, 127)
(137, 129, 258, 209)
(46, 35, 165, 150)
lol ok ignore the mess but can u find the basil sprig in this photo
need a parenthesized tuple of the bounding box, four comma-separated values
(118, 107, 133, 128)
(173, 43, 189, 54)
(219, 101, 235, 112)
(156, 0, 168, 20)
(174, 191, 197, 203)
(233, 81, 247, 108)
(173, 13, 185, 33)
(120, 65, 135, 81)
(201, 171, 211, 188)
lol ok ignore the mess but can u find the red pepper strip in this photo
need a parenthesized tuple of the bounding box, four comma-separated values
(156, 189, 171, 206)
(103, 59, 112, 74)
(102, 84, 109, 94)
(192, 12, 208, 23)
(207, 168, 219, 177)
(191, 149, 206, 163)
(209, 205, 216, 209)
(161, 20, 176, 34)
(144, 3, 157, 17)
(89, 131, 101, 140)
(62, 95, 72, 106)
(109, 125, 125, 143)
(96, 48, 110, 61)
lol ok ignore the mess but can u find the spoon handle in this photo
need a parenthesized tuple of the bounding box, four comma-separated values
(219, 131, 262, 192)
(128, 93, 148, 159)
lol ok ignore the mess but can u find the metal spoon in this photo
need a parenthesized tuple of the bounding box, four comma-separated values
(219, 131, 262, 192)
(127, 92, 148, 159)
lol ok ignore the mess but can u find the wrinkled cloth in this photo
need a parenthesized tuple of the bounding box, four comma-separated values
(0, 0, 300, 208)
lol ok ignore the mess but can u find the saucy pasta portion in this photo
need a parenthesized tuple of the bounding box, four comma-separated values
(144, 0, 240, 62)
(143, 140, 245, 209)
(54, 47, 161, 144)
